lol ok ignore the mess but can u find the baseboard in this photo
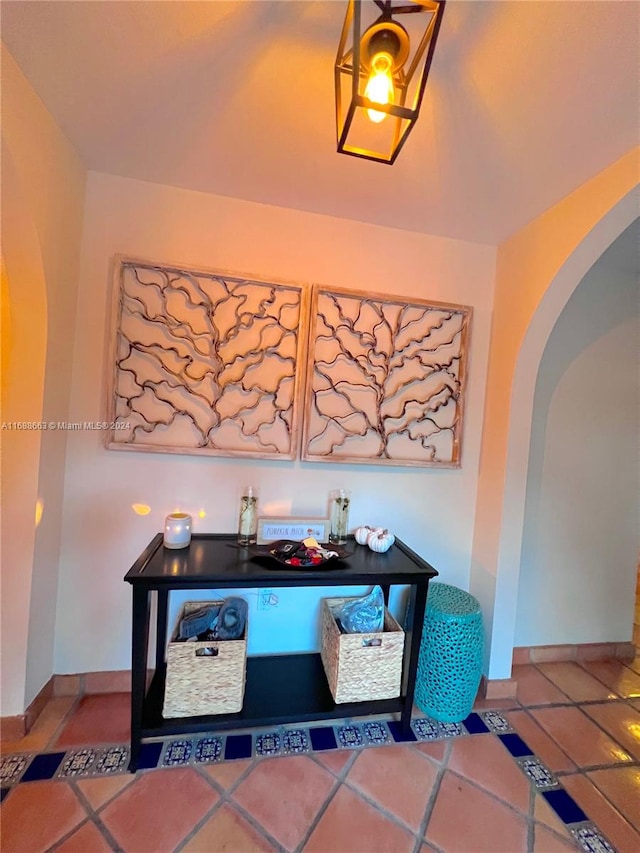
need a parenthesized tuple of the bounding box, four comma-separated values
(2, 670, 146, 739)
(513, 641, 636, 666)
(9, 646, 634, 738)
(480, 675, 518, 700)
(1, 676, 54, 738)
(26, 676, 54, 730)
(53, 669, 132, 696)
(1, 714, 27, 740)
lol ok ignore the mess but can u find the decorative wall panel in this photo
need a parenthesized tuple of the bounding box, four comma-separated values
(107, 259, 307, 459)
(301, 286, 471, 467)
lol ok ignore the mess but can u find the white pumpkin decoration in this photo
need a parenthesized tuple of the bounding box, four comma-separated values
(367, 528, 395, 553)
(354, 524, 375, 545)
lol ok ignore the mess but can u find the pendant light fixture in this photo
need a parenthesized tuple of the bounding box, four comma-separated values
(335, 0, 445, 164)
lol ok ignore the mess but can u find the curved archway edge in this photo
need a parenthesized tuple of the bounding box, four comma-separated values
(0, 141, 49, 715)
(485, 183, 639, 679)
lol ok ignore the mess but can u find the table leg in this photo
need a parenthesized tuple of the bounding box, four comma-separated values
(381, 583, 390, 606)
(400, 581, 428, 732)
(155, 589, 168, 671)
(129, 587, 150, 772)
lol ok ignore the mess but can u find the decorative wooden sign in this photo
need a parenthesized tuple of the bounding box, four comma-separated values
(301, 285, 471, 467)
(107, 259, 308, 459)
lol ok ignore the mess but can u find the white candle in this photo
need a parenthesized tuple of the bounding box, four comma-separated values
(237, 485, 258, 546)
(163, 512, 192, 549)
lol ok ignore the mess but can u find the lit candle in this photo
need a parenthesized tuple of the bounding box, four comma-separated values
(163, 512, 192, 549)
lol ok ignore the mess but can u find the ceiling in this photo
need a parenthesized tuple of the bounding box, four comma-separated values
(1, 0, 638, 246)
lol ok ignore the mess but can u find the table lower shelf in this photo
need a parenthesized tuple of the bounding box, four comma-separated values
(141, 652, 405, 737)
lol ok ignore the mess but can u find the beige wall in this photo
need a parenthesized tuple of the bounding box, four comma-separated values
(0, 150, 47, 716)
(1, 46, 86, 714)
(470, 149, 639, 678)
(517, 247, 638, 646)
(2, 38, 636, 710)
(53, 170, 496, 673)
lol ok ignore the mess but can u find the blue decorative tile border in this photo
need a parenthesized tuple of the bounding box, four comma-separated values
(336, 724, 364, 749)
(479, 710, 513, 733)
(96, 746, 130, 774)
(282, 728, 309, 754)
(195, 737, 223, 763)
(492, 727, 615, 852)
(0, 754, 29, 786)
(58, 748, 99, 778)
(362, 721, 390, 745)
(21, 752, 65, 783)
(516, 756, 558, 790)
(0, 715, 619, 852)
(461, 713, 490, 735)
(570, 824, 616, 853)
(224, 733, 252, 761)
(255, 732, 281, 757)
(498, 732, 534, 758)
(162, 739, 192, 767)
(386, 720, 417, 742)
(309, 726, 338, 751)
(137, 742, 163, 771)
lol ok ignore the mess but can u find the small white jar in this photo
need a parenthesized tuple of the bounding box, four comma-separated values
(163, 512, 192, 549)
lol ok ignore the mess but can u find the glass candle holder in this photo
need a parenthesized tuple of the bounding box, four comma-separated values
(163, 512, 192, 549)
(329, 488, 351, 544)
(238, 486, 258, 546)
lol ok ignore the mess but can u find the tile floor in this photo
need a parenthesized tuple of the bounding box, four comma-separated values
(2, 656, 640, 853)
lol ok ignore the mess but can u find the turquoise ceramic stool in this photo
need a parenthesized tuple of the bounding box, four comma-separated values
(415, 582, 484, 723)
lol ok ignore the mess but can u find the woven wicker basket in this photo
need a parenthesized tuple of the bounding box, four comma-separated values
(163, 601, 247, 718)
(320, 596, 404, 704)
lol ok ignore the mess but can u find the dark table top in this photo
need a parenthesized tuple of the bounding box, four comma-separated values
(124, 533, 438, 588)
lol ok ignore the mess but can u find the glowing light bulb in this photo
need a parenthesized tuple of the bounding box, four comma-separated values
(365, 52, 394, 123)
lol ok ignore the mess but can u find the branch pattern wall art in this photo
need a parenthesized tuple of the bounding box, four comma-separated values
(107, 259, 308, 459)
(301, 286, 471, 467)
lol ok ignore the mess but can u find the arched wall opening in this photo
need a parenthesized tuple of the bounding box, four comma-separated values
(1, 44, 87, 716)
(516, 220, 639, 649)
(0, 142, 49, 716)
(481, 183, 639, 680)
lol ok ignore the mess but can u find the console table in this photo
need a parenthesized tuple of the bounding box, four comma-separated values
(124, 533, 438, 771)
